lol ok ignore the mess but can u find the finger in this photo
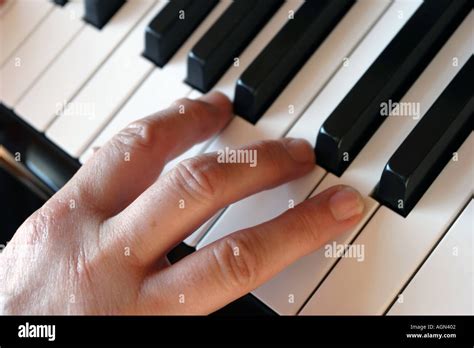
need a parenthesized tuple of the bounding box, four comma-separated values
(67, 92, 232, 216)
(103, 138, 315, 265)
(140, 185, 364, 314)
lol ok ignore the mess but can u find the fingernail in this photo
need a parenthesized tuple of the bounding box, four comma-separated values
(282, 138, 314, 163)
(199, 91, 233, 120)
(199, 91, 232, 112)
(329, 186, 364, 221)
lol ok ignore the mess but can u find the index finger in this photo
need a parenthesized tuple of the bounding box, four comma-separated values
(63, 92, 232, 216)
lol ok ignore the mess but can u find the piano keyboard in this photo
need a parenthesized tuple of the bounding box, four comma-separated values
(0, 0, 472, 316)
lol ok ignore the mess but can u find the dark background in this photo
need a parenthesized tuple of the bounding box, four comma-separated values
(0, 165, 45, 244)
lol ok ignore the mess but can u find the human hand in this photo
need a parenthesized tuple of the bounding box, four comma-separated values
(0, 92, 364, 314)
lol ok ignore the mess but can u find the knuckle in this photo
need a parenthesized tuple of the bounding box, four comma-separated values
(22, 210, 51, 245)
(173, 98, 212, 127)
(21, 203, 62, 245)
(112, 119, 157, 153)
(11, 203, 63, 259)
(255, 140, 287, 170)
(211, 234, 260, 291)
(288, 203, 323, 247)
(170, 156, 223, 202)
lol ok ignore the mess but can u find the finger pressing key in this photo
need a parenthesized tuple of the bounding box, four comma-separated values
(139, 185, 364, 314)
(67, 92, 233, 216)
(103, 138, 315, 265)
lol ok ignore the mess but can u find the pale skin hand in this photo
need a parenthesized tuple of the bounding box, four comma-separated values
(0, 92, 364, 315)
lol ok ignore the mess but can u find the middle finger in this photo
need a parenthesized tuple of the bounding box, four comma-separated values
(103, 138, 315, 265)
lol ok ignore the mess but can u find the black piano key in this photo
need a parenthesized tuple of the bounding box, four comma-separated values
(375, 56, 474, 217)
(233, 0, 355, 124)
(185, 0, 284, 93)
(52, 0, 68, 6)
(83, 0, 125, 29)
(315, 0, 471, 176)
(143, 0, 219, 68)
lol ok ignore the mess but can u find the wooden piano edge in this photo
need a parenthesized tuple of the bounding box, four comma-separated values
(0, 104, 276, 316)
(0, 103, 80, 195)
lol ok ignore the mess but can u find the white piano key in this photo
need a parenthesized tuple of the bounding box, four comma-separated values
(251, 174, 379, 315)
(265, 10, 473, 315)
(0, 0, 53, 66)
(79, 0, 232, 163)
(197, 167, 327, 248)
(0, 0, 85, 107)
(194, 0, 392, 161)
(193, 0, 399, 252)
(79, 69, 192, 163)
(46, 0, 167, 158)
(388, 200, 473, 315)
(300, 134, 474, 315)
(15, 0, 154, 131)
(183, 213, 221, 247)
